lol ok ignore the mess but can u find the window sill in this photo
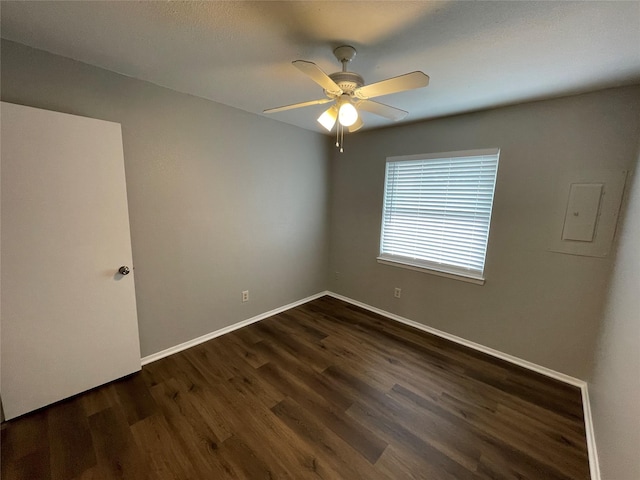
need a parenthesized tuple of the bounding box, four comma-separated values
(376, 257, 486, 285)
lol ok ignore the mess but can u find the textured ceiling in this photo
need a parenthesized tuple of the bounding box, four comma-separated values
(2, 1, 640, 134)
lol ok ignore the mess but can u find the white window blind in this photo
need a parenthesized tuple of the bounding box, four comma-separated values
(378, 148, 499, 282)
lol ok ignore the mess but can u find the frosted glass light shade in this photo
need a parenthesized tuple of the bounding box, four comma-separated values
(338, 102, 358, 127)
(317, 106, 337, 131)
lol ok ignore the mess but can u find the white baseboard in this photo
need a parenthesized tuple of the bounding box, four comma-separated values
(580, 383, 601, 480)
(140, 291, 329, 366)
(326, 291, 600, 480)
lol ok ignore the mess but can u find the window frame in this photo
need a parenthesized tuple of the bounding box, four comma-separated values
(377, 148, 500, 285)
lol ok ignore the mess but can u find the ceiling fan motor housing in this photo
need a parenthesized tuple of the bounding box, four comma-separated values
(327, 72, 364, 96)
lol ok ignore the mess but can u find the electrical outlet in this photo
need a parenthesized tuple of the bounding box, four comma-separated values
(394, 287, 401, 298)
(242, 290, 249, 302)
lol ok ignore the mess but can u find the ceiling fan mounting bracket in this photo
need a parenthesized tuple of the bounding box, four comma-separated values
(333, 45, 357, 65)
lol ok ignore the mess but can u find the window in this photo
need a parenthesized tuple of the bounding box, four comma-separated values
(378, 148, 500, 284)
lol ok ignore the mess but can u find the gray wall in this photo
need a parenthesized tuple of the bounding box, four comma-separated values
(590, 148, 640, 480)
(2, 39, 639, 387)
(1, 40, 330, 357)
(328, 86, 640, 379)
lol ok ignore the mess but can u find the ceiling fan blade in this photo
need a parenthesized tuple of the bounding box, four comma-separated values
(292, 60, 343, 96)
(263, 98, 333, 114)
(354, 71, 429, 100)
(357, 100, 408, 121)
(348, 116, 364, 133)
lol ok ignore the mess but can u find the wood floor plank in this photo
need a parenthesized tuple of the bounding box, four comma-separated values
(47, 399, 96, 480)
(375, 443, 465, 480)
(322, 365, 480, 479)
(253, 319, 334, 373)
(80, 384, 122, 418)
(140, 354, 184, 388)
(87, 406, 148, 479)
(441, 390, 587, 478)
(383, 386, 483, 472)
(2, 448, 52, 480)
(113, 373, 158, 426)
(213, 435, 279, 479)
(476, 441, 577, 480)
(207, 379, 326, 479)
(71, 465, 102, 480)
(147, 379, 236, 478)
(276, 310, 331, 342)
(1, 409, 49, 474)
(129, 413, 197, 479)
(253, 339, 354, 411)
(390, 382, 582, 480)
(257, 360, 388, 464)
(183, 343, 237, 382)
(394, 353, 585, 440)
(228, 373, 285, 410)
(1, 296, 591, 479)
(271, 396, 389, 479)
(216, 331, 270, 369)
(169, 376, 235, 444)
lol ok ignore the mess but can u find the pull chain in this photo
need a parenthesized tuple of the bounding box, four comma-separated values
(335, 123, 346, 153)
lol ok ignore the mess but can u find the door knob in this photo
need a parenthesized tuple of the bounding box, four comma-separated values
(118, 266, 130, 275)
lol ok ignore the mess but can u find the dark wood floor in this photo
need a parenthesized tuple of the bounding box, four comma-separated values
(1, 296, 590, 479)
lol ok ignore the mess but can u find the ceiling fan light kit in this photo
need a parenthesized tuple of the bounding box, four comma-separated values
(337, 97, 358, 127)
(317, 105, 338, 131)
(264, 45, 429, 152)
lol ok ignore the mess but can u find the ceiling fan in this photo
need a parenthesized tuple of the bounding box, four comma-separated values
(264, 45, 430, 151)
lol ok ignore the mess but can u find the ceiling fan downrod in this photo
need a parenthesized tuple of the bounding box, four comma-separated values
(333, 45, 357, 72)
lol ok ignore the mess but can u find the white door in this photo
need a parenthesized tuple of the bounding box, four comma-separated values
(1, 102, 141, 420)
